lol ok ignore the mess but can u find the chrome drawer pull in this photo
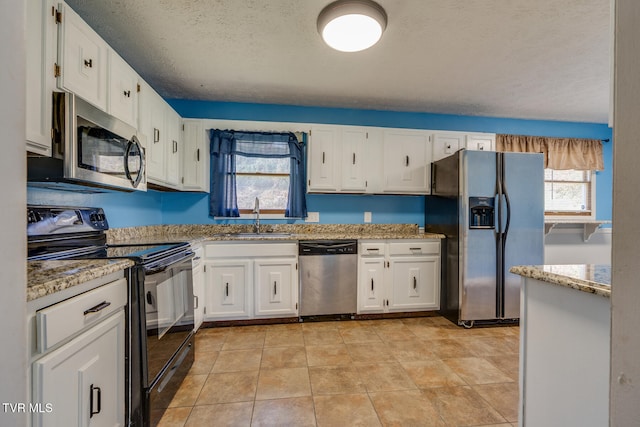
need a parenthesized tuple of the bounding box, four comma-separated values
(83, 301, 111, 315)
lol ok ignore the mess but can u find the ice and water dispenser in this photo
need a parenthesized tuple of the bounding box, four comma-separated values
(469, 197, 494, 229)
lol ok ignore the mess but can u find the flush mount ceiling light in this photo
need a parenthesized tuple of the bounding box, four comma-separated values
(317, 0, 388, 52)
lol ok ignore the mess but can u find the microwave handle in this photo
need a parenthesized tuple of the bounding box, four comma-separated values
(124, 135, 145, 188)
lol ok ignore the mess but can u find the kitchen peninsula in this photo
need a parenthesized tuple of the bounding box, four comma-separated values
(512, 264, 611, 427)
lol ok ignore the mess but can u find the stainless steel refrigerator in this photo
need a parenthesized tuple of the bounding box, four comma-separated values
(425, 149, 544, 327)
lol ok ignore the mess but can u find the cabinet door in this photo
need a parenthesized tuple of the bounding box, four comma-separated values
(32, 311, 125, 427)
(192, 262, 204, 331)
(182, 119, 208, 191)
(108, 51, 138, 128)
(203, 260, 251, 320)
(254, 259, 298, 318)
(57, 3, 108, 111)
(358, 257, 386, 313)
(432, 132, 464, 162)
(26, 0, 57, 155)
(388, 256, 440, 311)
(382, 130, 431, 193)
(340, 127, 367, 192)
(308, 126, 338, 191)
(145, 87, 167, 182)
(165, 108, 182, 187)
(466, 133, 495, 151)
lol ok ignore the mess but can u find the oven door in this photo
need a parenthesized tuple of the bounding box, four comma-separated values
(143, 255, 194, 387)
(64, 93, 146, 191)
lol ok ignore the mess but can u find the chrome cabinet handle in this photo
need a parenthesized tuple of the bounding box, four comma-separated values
(83, 301, 111, 315)
(194, 295, 199, 309)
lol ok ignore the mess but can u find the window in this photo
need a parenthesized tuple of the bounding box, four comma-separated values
(235, 156, 290, 214)
(209, 129, 307, 219)
(544, 169, 594, 216)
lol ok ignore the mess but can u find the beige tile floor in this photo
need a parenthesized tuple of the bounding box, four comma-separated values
(158, 316, 520, 427)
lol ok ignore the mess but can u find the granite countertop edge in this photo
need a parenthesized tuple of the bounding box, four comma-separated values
(109, 231, 445, 246)
(27, 259, 134, 302)
(510, 265, 611, 298)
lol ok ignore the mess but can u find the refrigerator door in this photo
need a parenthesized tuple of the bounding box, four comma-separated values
(501, 152, 544, 318)
(460, 150, 499, 321)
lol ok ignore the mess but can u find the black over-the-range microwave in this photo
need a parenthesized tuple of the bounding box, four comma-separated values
(28, 92, 146, 192)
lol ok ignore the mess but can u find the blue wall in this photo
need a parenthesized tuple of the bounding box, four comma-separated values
(28, 100, 613, 227)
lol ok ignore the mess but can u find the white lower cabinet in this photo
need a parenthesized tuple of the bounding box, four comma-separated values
(203, 259, 251, 320)
(202, 242, 298, 321)
(358, 240, 441, 314)
(30, 274, 127, 427)
(254, 259, 298, 318)
(191, 244, 205, 331)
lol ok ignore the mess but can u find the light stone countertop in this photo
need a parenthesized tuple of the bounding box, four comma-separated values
(510, 264, 611, 298)
(28, 224, 442, 302)
(27, 259, 133, 302)
(106, 224, 445, 245)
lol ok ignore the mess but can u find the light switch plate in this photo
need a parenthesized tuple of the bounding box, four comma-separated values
(364, 212, 372, 223)
(306, 212, 320, 222)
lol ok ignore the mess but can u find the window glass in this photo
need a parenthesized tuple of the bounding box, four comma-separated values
(235, 156, 290, 212)
(544, 169, 592, 215)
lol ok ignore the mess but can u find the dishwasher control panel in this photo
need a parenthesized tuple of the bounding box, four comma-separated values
(298, 240, 358, 255)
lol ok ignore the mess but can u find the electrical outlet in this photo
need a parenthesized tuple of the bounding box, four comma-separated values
(305, 212, 320, 222)
(364, 212, 372, 223)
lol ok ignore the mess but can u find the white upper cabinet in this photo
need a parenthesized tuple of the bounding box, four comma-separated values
(165, 107, 182, 188)
(465, 133, 496, 151)
(181, 119, 209, 192)
(382, 129, 431, 194)
(138, 81, 182, 189)
(139, 81, 166, 182)
(26, 0, 58, 155)
(432, 132, 464, 162)
(56, 2, 108, 111)
(107, 50, 138, 128)
(308, 125, 381, 194)
(340, 127, 368, 192)
(308, 125, 339, 191)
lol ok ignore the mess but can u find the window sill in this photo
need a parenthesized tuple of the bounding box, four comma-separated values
(544, 219, 612, 242)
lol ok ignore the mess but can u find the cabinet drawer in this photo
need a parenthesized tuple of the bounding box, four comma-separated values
(360, 242, 386, 256)
(388, 241, 440, 256)
(205, 242, 297, 258)
(36, 278, 127, 352)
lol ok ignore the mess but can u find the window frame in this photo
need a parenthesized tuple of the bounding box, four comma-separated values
(235, 158, 291, 216)
(544, 169, 596, 220)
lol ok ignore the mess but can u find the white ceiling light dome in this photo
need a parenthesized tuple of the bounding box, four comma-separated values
(317, 0, 388, 53)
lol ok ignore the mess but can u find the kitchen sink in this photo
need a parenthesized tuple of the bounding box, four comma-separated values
(213, 232, 294, 239)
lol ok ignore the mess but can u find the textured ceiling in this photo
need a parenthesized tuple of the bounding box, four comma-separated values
(65, 0, 611, 123)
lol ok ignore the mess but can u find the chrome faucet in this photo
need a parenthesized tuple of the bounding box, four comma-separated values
(252, 197, 260, 233)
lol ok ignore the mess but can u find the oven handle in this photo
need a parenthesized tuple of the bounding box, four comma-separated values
(144, 251, 194, 274)
(157, 341, 192, 393)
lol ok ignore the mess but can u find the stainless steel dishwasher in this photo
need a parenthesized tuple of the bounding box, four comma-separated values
(298, 240, 358, 317)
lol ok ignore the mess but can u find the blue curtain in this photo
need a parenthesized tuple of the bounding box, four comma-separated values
(209, 130, 239, 217)
(209, 129, 307, 218)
